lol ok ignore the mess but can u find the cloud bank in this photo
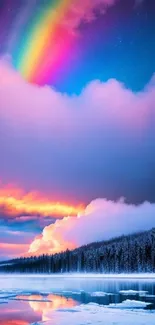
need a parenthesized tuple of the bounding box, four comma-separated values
(0, 57, 155, 204)
(1, 56, 154, 135)
(29, 198, 155, 255)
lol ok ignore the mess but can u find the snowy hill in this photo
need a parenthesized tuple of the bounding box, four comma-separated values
(0, 228, 155, 274)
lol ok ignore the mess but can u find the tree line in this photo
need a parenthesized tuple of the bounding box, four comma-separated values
(0, 228, 155, 274)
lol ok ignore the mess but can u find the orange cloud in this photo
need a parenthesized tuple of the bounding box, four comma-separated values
(0, 184, 84, 218)
(28, 231, 76, 256)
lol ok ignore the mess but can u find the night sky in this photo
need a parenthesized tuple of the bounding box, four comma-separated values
(0, 0, 155, 259)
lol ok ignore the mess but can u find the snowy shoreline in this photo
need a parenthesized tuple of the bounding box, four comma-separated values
(0, 273, 155, 279)
(31, 303, 155, 325)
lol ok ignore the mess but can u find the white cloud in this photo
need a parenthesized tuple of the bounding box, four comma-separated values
(29, 198, 155, 255)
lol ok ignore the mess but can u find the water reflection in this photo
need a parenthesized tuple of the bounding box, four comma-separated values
(0, 294, 78, 324)
(0, 300, 40, 324)
(28, 294, 77, 321)
(0, 277, 155, 324)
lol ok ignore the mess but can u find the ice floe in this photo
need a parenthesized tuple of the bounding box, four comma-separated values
(108, 299, 152, 309)
(62, 290, 83, 296)
(119, 290, 148, 296)
(31, 302, 155, 325)
(145, 294, 155, 298)
(90, 291, 113, 297)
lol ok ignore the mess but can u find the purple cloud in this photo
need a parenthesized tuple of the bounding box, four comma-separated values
(29, 198, 155, 255)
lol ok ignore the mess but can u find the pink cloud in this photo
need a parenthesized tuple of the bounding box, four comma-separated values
(61, 0, 118, 31)
(29, 198, 155, 255)
(60, 0, 143, 32)
(0, 57, 155, 140)
(0, 242, 29, 258)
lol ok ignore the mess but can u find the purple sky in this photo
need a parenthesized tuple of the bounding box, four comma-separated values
(0, 0, 155, 259)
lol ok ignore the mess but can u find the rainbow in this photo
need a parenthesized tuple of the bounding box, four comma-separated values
(14, 0, 73, 85)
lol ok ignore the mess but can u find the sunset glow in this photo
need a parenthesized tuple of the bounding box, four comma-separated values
(0, 185, 84, 218)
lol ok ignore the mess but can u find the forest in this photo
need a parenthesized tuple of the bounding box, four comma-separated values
(0, 228, 155, 274)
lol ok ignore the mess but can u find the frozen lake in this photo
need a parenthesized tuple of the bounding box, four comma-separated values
(0, 275, 155, 324)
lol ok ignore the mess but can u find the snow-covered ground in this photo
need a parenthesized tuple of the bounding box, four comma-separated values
(32, 303, 155, 325)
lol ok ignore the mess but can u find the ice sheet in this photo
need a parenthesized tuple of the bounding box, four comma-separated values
(32, 303, 155, 325)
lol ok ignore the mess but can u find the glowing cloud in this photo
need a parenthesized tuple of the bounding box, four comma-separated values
(0, 185, 84, 218)
(29, 198, 155, 255)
